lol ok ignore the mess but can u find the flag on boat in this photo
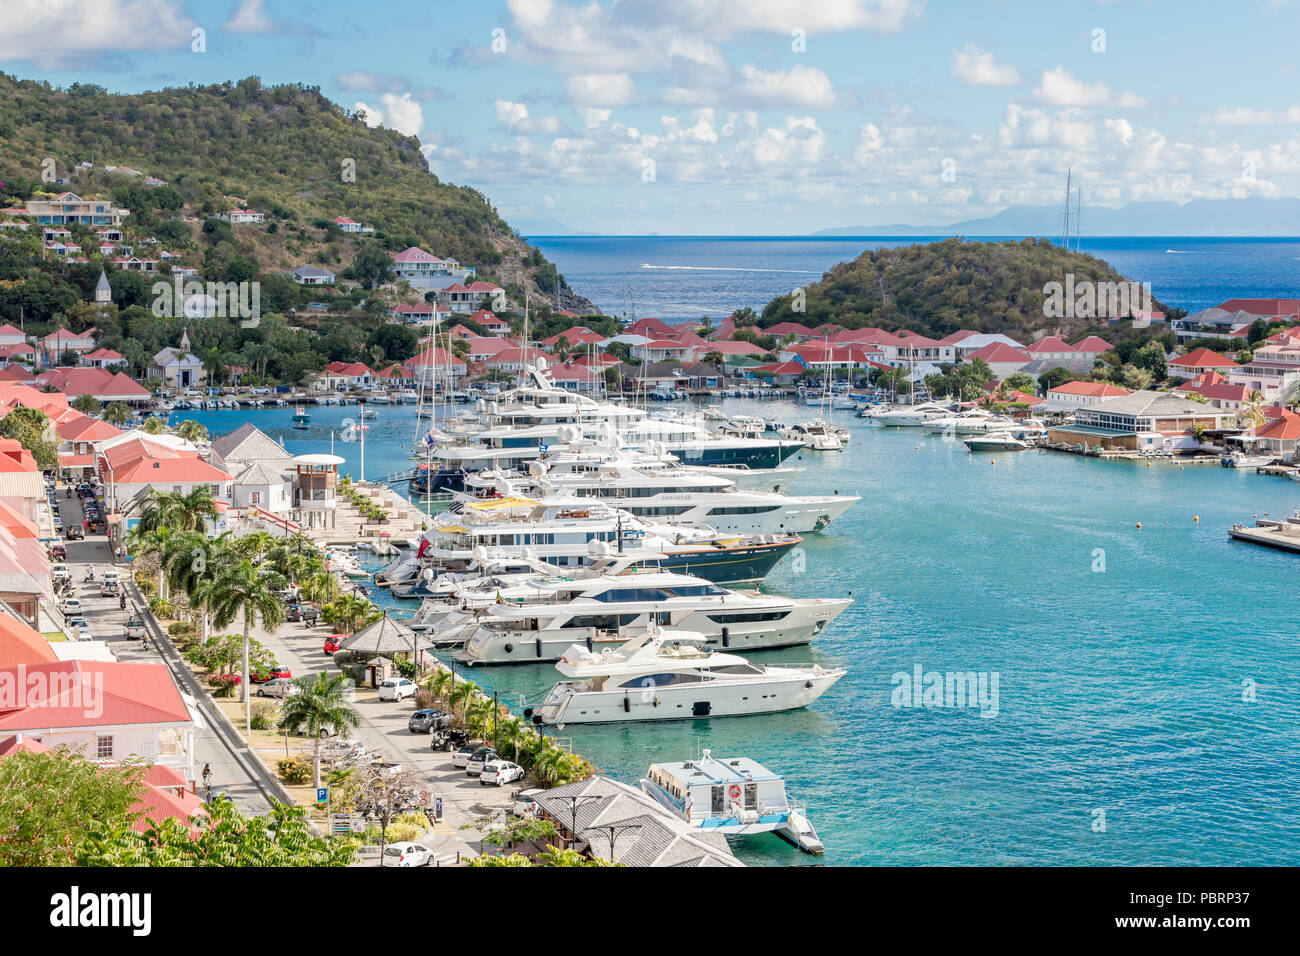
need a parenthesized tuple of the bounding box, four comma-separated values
(793, 353, 808, 368)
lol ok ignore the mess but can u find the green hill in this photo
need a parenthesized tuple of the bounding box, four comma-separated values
(0, 73, 591, 312)
(759, 237, 1171, 340)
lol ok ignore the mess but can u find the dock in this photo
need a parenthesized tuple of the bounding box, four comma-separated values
(1228, 515, 1300, 554)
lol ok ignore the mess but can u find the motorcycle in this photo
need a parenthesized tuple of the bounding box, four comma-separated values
(83, 569, 95, 582)
(119, 595, 127, 610)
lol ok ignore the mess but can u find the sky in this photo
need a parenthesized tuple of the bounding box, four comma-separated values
(6, 0, 1300, 234)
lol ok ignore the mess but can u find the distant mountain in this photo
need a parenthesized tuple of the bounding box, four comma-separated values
(516, 218, 599, 237)
(814, 198, 1300, 238)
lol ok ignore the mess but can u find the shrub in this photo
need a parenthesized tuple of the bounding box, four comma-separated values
(413, 689, 435, 710)
(250, 702, 275, 730)
(385, 810, 429, 843)
(277, 755, 312, 784)
(168, 622, 196, 638)
(209, 673, 241, 698)
(395, 659, 416, 679)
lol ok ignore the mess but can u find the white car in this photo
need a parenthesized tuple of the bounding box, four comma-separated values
(256, 677, 298, 698)
(381, 842, 431, 867)
(61, 598, 83, 615)
(377, 678, 416, 701)
(479, 760, 525, 787)
(51, 563, 71, 581)
(513, 788, 543, 816)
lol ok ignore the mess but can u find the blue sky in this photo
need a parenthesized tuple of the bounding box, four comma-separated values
(6, 0, 1300, 234)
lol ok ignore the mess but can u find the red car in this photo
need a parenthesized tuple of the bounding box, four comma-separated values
(249, 664, 291, 683)
(323, 634, 348, 654)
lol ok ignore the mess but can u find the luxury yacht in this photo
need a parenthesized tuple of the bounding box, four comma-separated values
(863, 401, 952, 427)
(527, 629, 845, 725)
(641, 749, 824, 854)
(450, 568, 851, 664)
(778, 420, 847, 450)
(921, 408, 1007, 435)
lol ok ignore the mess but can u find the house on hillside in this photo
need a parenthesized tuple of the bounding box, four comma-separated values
(288, 265, 336, 286)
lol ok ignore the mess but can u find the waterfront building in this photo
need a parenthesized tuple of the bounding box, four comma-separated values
(291, 453, 344, 531)
(1229, 341, 1300, 403)
(1253, 409, 1300, 460)
(151, 330, 204, 389)
(1042, 380, 1131, 412)
(1046, 390, 1233, 452)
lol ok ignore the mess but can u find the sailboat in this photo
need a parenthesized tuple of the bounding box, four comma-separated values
(780, 339, 846, 450)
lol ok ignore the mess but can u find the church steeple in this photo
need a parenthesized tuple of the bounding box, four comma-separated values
(180, 327, 191, 352)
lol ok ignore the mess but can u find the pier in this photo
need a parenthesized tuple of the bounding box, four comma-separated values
(1228, 514, 1300, 554)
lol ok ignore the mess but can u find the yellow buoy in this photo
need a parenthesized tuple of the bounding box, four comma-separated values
(1136, 522, 1142, 529)
(1193, 515, 1199, 522)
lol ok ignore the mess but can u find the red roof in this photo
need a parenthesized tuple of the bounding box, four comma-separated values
(967, 342, 1031, 363)
(1170, 348, 1239, 369)
(936, 329, 981, 346)
(101, 437, 232, 485)
(1025, 336, 1073, 353)
(541, 327, 604, 347)
(38, 367, 149, 399)
(765, 322, 815, 337)
(705, 341, 766, 356)
(0, 661, 191, 730)
(392, 246, 443, 264)
(0, 614, 58, 668)
(1048, 381, 1131, 398)
(1216, 298, 1300, 317)
(323, 361, 372, 377)
(1256, 409, 1300, 441)
(1072, 336, 1114, 353)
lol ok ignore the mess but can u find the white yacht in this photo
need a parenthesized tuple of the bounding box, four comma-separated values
(398, 494, 803, 587)
(778, 420, 848, 450)
(864, 401, 951, 427)
(641, 749, 824, 854)
(921, 408, 1005, 435)
(450, 568, 851, 664)
(467, 457, 858, 535)
(528, 629, 845, 725)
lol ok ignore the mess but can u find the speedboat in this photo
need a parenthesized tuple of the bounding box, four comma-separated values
(641, 749, 824, 854)
(922, 408, 1001, 435)
(963, 431, 1029, 452)
(778, 420, 847, 450)
(528, 628, 845, 725)
(451, 568, 851, 664)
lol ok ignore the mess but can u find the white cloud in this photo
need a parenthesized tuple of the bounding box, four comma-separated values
(950, 45, 1020, 87)
(223, 0, 279, 34)
(737, 64, 837, 109)
(1031, 67, 1146, 109)
(494, 99, 562, 135)
(566, 73, 637, 107)
(352, 93, 424, 137)
(335, 72, 410, 94)
(1201, 105, 1300, 125)
(0, 0, 191, 65)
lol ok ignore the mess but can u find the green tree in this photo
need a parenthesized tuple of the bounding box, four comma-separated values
(103, 401, 132, 425)
(71, 393, 101, 415)
(347, 241, 396, 289)
(175, 419, 209, 444)
(209, 560, 287, 729)
(0, 406, 58, 469)
(277, 672, 360, 789)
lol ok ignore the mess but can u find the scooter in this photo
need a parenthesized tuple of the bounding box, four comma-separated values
(83, 569, 95, 582)
(119, 594, 127, 610)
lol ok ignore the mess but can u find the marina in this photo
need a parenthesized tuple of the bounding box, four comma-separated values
(170, 392, 1300, 866)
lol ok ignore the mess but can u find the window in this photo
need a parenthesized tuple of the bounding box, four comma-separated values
(96, 735, 114, 759)
(251, 491, 261, 504)
(706, 609, 792, 624)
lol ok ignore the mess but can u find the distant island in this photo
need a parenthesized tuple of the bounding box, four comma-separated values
(814, 197, 1300, 238)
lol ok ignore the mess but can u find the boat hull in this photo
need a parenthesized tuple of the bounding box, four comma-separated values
(535, 669, 843, 724)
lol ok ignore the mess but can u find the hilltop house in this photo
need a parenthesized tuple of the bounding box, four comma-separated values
(438, 281, 504, 314)
(24, 192, 129, 227)
(289, 265, 336, 286)
(332, 216, 373, 234)
(220, 209, 265, 224)
(391, 246, 474, 290)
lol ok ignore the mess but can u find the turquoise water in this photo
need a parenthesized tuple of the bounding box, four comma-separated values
(175, 400, 1300, 866)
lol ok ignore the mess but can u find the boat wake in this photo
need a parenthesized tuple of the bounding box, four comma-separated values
(640, 263, 821, 274)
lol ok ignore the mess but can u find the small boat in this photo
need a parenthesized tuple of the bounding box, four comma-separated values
(358, 407, 379, 420)
(1220, 451, 1275, 468)
(292, 410, 311, 429)
(358, 539, 399, 556)
(368, 393, 392, 405)
(394, 390, 420, 404)
(641, 749, 824, 854)
(963, 430, 1029, 452)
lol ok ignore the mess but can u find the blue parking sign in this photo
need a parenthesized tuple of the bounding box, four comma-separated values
(316, 787, 329, 803)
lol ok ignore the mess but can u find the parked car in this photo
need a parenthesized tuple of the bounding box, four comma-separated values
(50, 563, 71, 581)
(256, 677, 297, 698)
(513, 788, 543, 816)
(287, 603, 320, 624)
(430, 729, 470, 752)
(61, 599, 83, 615)
(381, 842, 431, 867)
(479, 760, 525, 787)
(465, 748, 500, 778)
(408, 709, 450, 733)
(450, 742, 487, 768)
(65, 526, 83, 540)
(323, 634, 347, 654)
(250, 665, 291, 683)
(377, 677, 416, 702)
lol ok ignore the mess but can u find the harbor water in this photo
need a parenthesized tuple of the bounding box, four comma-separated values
(173, 400, 1300, 866)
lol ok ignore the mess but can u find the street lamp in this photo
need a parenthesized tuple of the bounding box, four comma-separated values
(589, 822, 641, 862)
(551, 794, 602, 850)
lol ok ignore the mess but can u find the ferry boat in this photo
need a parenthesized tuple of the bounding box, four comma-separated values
(451, 567, 850, 664)
(528, 628, 845, 725)
(641, 749, 824, 854)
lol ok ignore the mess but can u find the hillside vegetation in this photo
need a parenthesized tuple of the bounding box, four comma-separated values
(759, 237, 1171, 340)
(0, 74, 590, 310)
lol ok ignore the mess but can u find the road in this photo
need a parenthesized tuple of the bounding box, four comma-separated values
(53, 482, 273, 816)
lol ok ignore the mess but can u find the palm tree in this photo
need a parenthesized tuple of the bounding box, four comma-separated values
(448, 680, 479, 727)
(137, 486, 217, 535)
(126, 525, 180, 599)
(1239, 390, 1268, 430)
(531, 742, 568, 786)
(300, 570, 339, 606)
(322, 593, 378, 634)
(175, 419, 209, 444)
(209, 560, 287, 730)
(141, 416, 165, 435)
(494, 715, 526, 760)
(102, 401, 132, 426)
(278, 672, 360, 789)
